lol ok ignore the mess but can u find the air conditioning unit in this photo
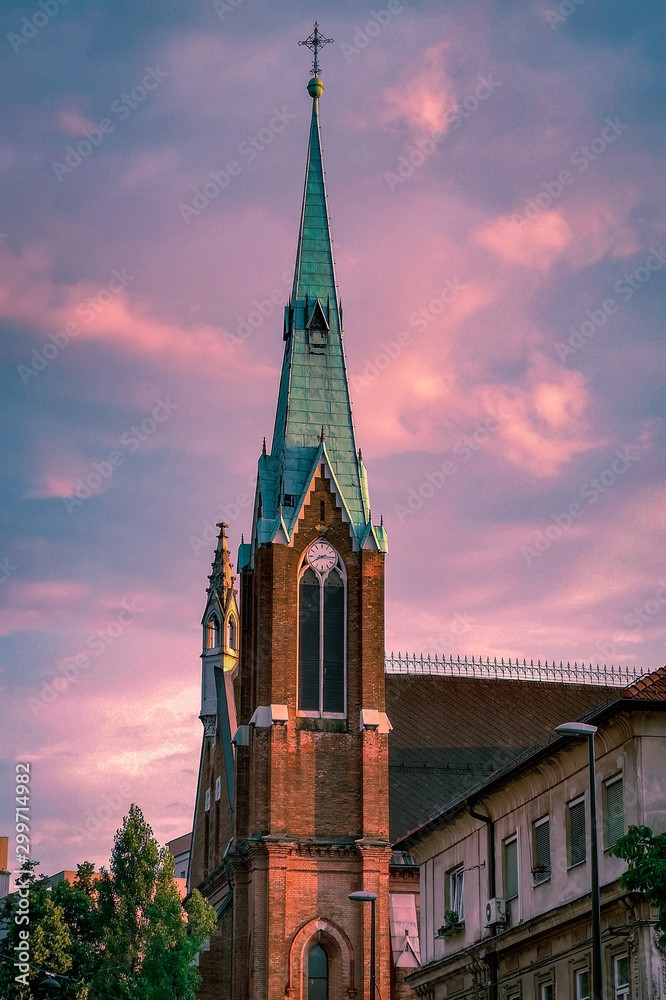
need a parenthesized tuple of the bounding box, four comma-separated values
(485, 898, 507, 926)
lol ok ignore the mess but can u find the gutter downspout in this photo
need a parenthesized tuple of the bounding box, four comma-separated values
(468, 805, 497, 1000)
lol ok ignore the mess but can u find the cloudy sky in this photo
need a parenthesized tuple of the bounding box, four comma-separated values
(1, 0, 665, 878)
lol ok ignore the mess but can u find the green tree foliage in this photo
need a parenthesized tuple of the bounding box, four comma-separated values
(0, 805, 217, 1000)
(610, 825, 666, 938)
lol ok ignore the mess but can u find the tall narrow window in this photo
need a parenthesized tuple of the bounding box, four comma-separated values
(227, 616, 237, 650)
(614, 956, 629, 1000)
(540, 982, 554, 1000)
(298, 543, 346, 718)
(449, 864, 464, 923)
(503, 834, 518, 925)
(532, 817, 551, 884)
(575, 969, 590, 1000)
(205, 617, 220, 649)
(605, 775, 624, 849)
(568, 796, 586, 867)
(308, 943, 328, 1000)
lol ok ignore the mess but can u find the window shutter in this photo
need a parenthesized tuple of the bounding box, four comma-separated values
(504, 838, 518, 899)
(606, 778, 624, 848)
(322, 570, 345, 713)
(299, 570, 320, 711)
(534, 819, 550, 881)
(570, 800, 586, 866)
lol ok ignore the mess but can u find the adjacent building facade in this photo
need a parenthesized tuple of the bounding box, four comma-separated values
(396, 667, 666, 1000)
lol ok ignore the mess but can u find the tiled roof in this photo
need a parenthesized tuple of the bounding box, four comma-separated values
(622, 663, 666, 700)
(386, 674, 618, 842)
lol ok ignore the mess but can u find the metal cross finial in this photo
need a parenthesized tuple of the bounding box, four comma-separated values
(298, 21, 333, 78)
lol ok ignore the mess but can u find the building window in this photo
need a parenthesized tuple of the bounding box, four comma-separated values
(204, 788, 211, 812)
(605, 775, 624, 849)
(227, 616, 237, 650)
(614, 956, 629, 1000)
(308, 942, 328, 1000)
(205, 617, 220, 649)
(575, 969, 590, 1000)
(215, 776, 221, 801)
(540, 982, 554, 1000)
(568, 795, 586, 867)
(503, 834, 519, 924)
(448, 864, 465, 924)
(298, 543, 346, 717)
(532, 816, 551, 884)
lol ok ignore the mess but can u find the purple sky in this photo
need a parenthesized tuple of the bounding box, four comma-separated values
(2, 0, 666, 878)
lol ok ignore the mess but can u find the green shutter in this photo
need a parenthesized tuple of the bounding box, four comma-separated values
(606, 778, 624, 848)
(533, 819, 550, 881)
(299, 570, 320, 711)
(322, 570, 344, 713)
(569, 800, 586, 866)
(504, 838, 518, 899)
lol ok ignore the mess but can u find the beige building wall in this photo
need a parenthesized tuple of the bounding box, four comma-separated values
(404, 707, 665, 1000)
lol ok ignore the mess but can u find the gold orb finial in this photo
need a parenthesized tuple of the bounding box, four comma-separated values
(308, 77, 324, 99)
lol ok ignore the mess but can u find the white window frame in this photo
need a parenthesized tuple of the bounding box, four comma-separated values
(204, 788, 211, 812)
(448, 864, 465, 924)
(539, 983, 554, 1000)
(575, 968, 590, 1000)
(215, 776, 221, 802)
(296, 544, 347, 719)
(613, 955, 629, 1000)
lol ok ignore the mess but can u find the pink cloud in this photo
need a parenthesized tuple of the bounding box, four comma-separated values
(379, 42, 457, 137)
(475, 210, 572, 270)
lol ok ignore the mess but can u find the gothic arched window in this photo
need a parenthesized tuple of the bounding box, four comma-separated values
(205, 617, 220, 650)
(307, 943, 328, 1000)
(227, 616, 237, 650)
(298, 543, 346, 718)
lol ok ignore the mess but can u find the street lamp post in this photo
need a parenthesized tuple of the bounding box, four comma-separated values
(348, 890, 377, 1000)
(555, 721, 603, 1000)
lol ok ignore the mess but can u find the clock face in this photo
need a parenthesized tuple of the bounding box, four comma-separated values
(307, 541, 337, 574)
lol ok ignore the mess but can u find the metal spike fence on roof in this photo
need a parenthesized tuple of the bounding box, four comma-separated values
(384, 652, 647, 687)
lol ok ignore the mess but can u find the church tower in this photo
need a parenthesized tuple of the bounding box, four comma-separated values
(191, 26, 392, 1000)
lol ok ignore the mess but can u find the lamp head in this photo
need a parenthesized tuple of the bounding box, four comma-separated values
(348, 890, 378, 902)
(555, 721, 598, 736)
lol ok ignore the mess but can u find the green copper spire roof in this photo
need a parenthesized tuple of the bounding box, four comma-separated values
(239, 51, 387, 566)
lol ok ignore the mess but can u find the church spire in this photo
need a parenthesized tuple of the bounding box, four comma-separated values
(239, 28, 387, 563)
